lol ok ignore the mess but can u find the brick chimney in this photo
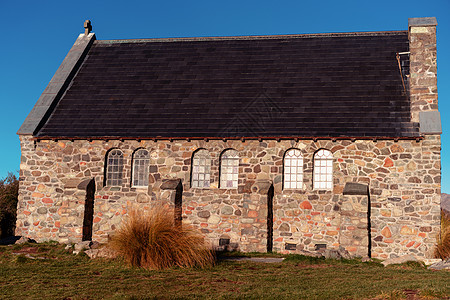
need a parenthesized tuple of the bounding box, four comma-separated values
(408, 17, 441, 133)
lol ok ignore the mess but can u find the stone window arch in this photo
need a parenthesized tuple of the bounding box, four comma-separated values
(313, 149, 333, 190)
(220, 149, 239, 189)
(105, 149, 124, 187)
(191, 149, 211, 188)
(132, 148, 150, 187)
(283, 148, 303, 189)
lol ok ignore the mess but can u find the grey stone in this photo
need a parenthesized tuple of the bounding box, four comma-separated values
(160, 179, 181, 190)
(37, 207, 48, 214)
(221, 206, 234, 215)
(409, 17, 437, 27)
(343, 182, 368, 195)
(198, 211, 211, 218)
(427, 259, 450, 270)
(85, 247, 117, 259)
(419, 111, 441, 134)
(279, 223, 290, 232)
(73, 241, 93, 254)
(15, 236, 36, 244)
(381, 254, 418, 266)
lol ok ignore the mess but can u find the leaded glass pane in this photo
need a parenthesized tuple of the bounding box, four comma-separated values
(313, 149, 333, 190)
(132, 149, 149, 187)
(191, 149, 211, 188)
(283, 149, 303, 190)
(220, 149, 239, 189)
(106, 149, 124, 186)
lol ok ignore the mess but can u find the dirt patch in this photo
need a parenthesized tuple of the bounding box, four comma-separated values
(13, 247, 39, 254)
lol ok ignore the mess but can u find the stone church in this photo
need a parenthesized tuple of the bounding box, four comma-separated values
(16, 17, 441, 259)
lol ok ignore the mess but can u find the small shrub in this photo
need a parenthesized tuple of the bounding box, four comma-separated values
(434, 211, 450, 259)
(0, 172, 19, 238)
(109, 206, 215, 270)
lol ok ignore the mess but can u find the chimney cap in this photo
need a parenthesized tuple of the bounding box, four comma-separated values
(408, 17, 437, 27)
(84, 20, 92, 35)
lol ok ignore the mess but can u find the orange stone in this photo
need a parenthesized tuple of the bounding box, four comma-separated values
(32, 192, 44, 198)
(274, 237, 283, 242)
(304, 233, 313, 237)
(248, 210, 258, 218)
(346, 246, 357, 252)
(23, 211, 31, 216)
(414, 242, 421, 248)
(55, 221, 60, 228)
(381, 226, 392, 238)
(42, 198, 53, 204)
(311, 212, 320, 216)
(400, 225, 417, 235)
(326, 230, 338, 236)
(384, 238, 394, 243)
(33, 221, 40, 226)
(418, 232, 426, 238)
(390, 144, 404, 153)
(406, 241, 415, 248)
(383, 157, 394, 168)
(300, 200, 312, 210)
(93, 217, 101, 223)
(380, 209, 391, 217)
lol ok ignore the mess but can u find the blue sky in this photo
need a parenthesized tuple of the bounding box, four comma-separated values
(1, 0, 449, 191)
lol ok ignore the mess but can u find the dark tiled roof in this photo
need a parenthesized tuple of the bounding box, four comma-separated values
(36, 31, 418, 138)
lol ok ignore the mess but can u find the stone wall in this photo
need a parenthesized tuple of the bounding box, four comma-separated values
(16, 134, 440, 258)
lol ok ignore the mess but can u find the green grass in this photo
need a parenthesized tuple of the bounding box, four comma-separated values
(0, 243, 449, 299)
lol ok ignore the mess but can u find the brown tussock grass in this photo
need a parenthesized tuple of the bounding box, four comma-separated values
(434, 211, 450, 259)
(108, 205, 215, 270)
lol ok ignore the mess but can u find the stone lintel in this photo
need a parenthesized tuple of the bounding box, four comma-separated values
(343, 182, 368, 195)
(17, 33, 96, 135)
(408, 17, 437, 27)
(160, 179, 182, 190)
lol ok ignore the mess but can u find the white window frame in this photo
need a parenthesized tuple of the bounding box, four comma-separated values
(191, 149, 211, 188)
(313, 149, 333, 190)
(220, 149, 239, 189)
(283, 149, 304, 190)
(106, 149, 124, 187)
(132, 149, 150, 188)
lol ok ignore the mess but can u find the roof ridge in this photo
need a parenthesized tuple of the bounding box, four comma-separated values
(95, 30, 408, 44)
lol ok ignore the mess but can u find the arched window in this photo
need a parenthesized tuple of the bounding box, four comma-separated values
(313, 149, 333, 190)
(220, 149, 239, 188)
(191, 149, 211, 188)
(106, 149, 123, 186)
(284, 149, 303, 189)
(132, 149, 150, 187)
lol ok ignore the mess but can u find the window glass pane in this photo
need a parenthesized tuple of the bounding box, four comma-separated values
(220, 150, 239, 188)
(106, 149, 124, 186)
(283, 149, 303, 190)
(192, 149, 211, 189)
(132, 149, 149, 187)
(313, 149, 333, 190)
